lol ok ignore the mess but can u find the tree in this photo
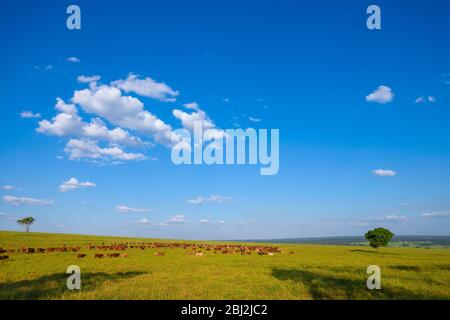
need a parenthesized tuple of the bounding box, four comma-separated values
(365, 227, 394, 248)
(17, 217, 35, 233)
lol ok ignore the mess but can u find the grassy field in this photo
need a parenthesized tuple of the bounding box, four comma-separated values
(0, 230, 449, 300)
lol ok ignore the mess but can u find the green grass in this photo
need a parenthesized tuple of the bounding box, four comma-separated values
(1, 231, 449, 300)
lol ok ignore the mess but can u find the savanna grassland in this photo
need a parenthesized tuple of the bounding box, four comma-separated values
(0, 231, 449, 300)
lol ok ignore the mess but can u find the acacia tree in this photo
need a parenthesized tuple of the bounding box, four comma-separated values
(17, 217, 35, 233)
(365, 227, 394, 248)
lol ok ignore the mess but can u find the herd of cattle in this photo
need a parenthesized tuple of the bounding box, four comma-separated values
(0, 242, 292, 260)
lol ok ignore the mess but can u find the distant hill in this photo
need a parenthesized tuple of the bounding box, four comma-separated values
(241, 235, 450, 248)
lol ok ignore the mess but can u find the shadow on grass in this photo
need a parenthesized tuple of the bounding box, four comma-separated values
(272, 268, 445, 300)
(388, 265, 421, 272)
(0, 271, 146, 300)
(434, 264, 450, 271)
(349, 249, 396, 255)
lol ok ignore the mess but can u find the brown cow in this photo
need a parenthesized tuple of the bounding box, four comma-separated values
(121, 253, 128, 258)
(77, 254, 87, 258)
(94, 253, 104, 258)
(0, 255, 9, 260)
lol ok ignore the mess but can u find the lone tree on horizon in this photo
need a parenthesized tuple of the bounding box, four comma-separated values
(17, 217, 35, 233)
(365, 227, 394, 248)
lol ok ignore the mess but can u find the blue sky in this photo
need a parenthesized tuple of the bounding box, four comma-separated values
(1, 0, 450, 239)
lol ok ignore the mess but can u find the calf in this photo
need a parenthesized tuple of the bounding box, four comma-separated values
(77, 253, 87, 258)
(195, 252, 203, 256)
(121, 253, 128, 258)
(154, 252, 165, 256)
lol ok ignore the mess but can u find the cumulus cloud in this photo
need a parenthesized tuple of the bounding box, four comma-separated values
(187, 195, 233, 205)
(199, 218, 210, 224)
(116, 205, 149, 213)
(36, 73, 224, 163)
(372, 169, 397, 177)
(112, 74, 179, 102)
(20, 111, 41, 119)
(421, 211, 450, 218)
(38, 98, 147, 159)
(366, 85, 394, 104)
(2, 195, 54, 206)
(59, 177, 96, 192)
(67, 57, 80, 63)
(64, 139, 146, 162)
(72, 84, 178, 145)
(173, 107, 215, 132)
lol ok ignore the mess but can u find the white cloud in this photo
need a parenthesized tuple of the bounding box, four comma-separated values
(2, 185, 16, 190)
(112, 74, 179, 102)
(67, 57, 80, 63)
(38, 98, 146, 149)
(138, 218, 152, 225)
(64, 139, 146, 162)
(199, 219, 210, 224)
(421, 211, 450, 218)
(233, 219, 256, 225)
(59, 177, 96, 192)
(173, 107, 215, 132)
(166, 214, 187, 224)
(366, 85, 394, 104)
(382, 215, 407, 222)
(116, 205, 149, 213)
(249, 116, 261, 122)
(217, 220, 225, 224)
(187, 195, 233, 205)
(72, 84, 178, 146)
(20, 111, 41, 119)
(3, 195, 54, 206)
(183, 102, 200, 111)
(372, 169, 397, 177)
(81, 118, 146, 147)
(415, 96, 436, 103)
(77, 75, 101, 84)
(37, 99, 83, 136)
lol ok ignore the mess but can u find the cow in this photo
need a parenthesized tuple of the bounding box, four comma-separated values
(94, 254, 104, 258)
(195, 252, 203, 256)
(107, 253, 120, 258)
(0, 255, 9, 260)
(121, 253, 128, 258)
(26, 248, 35, 254)
(36, 248, 46, 253)
(154, 252, 165, 256)
(77, 254, 87, 258)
